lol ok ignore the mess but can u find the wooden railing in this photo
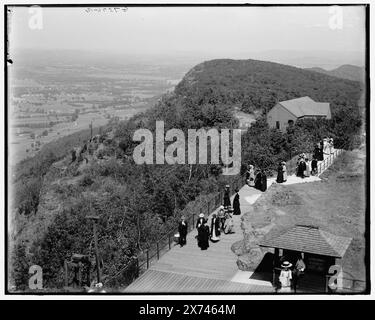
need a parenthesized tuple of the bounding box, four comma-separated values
(104, 172, 247, 289)
(317, 148, 344, 176)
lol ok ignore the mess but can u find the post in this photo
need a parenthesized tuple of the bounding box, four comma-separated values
(136, 257, 139, 278)
(87, 215, 101, 284)
(64, 260, 68, 287)
(78, 262, 82, 286)
(146, 250, 149, 269)
(92, 220, 101, 283)
(157, 242, 159, 260)
(168, 234, 171, 249)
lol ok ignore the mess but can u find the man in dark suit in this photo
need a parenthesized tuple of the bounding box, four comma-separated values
(178, 216, 188, 247)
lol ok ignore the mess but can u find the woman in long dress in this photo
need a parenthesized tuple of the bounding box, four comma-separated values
(297, 158, 306, 178)
(254, 170, 262, 190)
(246, 165, 255, 187)
(282, 161, 287, 182)
(304, 158, 311, 177)
(233, 189, 241, 215)
(311, 158, 318, 175)
(276, 162, 284, 183)
(223, 185, 231, 207)
(329, 138, 334, 154)
(260, 170, 267, 192)
(278, 261, 293, 293)
(318, 141, 324, 161)
(217, 205, 226, 231)
(198, 220, 210, 250)
(323, 138, 329, 156)
(210, 214, 221, 242)
(224, 214, 234, 234)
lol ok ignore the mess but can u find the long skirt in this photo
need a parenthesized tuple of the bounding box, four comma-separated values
(233, 200, 241, 215)
(198, 229, 209, 249)
(283, 169, 287, 182)
(210, 225, 220, 242)
(276, 168, 284, 183)
(260, 175, 267, 192)
(223, 193, 231, 207)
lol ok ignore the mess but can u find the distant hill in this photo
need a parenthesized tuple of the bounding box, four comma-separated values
(305, 64, 365, 83)
(175, 59, 364, 115)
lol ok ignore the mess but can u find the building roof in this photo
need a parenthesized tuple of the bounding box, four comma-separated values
(278, 96, 330, 118)
(259, 225, 352, 258)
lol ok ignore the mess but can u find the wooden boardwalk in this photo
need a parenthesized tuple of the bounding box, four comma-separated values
(125, 185, 266, 293)
(125, 150, 342, 293)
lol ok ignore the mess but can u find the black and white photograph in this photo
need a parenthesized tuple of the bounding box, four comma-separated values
(3, 2, 370, 297)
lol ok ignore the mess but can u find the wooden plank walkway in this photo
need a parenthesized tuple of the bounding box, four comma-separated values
(125, 186, 265, 293)
(124, 150, 342, 293)
(125, 269, 274, 293)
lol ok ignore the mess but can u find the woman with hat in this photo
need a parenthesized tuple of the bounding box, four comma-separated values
(297, 157, 306, 178)
(276, 161, 284, 183)
(196, 212, 205, 230)
(233, 188, 241, 215)
(210, 213, 221, 242)
(282, 161, 287, 182)
(224, 213, 234, 234)
(217, 205, 226, 231)
(259, 169, 267, 192)
(198, 219, 210, 250)
(223, 185, 231, 208)
(246, 165, 255, 187)
(178, 216, 188, 247)
(279, 261, 293, 293)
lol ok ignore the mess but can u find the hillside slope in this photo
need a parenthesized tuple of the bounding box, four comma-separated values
(175, 59, 363, 114)
(305, 64, 365, 83)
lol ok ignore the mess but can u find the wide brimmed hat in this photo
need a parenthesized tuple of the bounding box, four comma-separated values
(219, 205, 224, 210)
(281, 261, 292, 268)
(199, 213, 204, 218)
(225, 184, 230, 188)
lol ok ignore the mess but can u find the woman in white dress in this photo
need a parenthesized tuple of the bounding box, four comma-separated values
(278, 261, 293, 293)
(304, 158, 311, 177)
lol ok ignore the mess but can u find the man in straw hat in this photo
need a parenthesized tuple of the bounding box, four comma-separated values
(278, 261, 293, 293)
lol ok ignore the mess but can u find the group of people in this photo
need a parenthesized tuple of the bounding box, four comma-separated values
(245, 165, 267, 192)
(313, 137, 335, 160)
(295, 153, 311, 178)
(177, 185, 241, 250)
(195, 205, 235, 250)
(278, 256, 306, 293)
(296, 137, 335, 178)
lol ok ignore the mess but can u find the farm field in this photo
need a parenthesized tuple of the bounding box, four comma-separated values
(8, 54, 190, 164)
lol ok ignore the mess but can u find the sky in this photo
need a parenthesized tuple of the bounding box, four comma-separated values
(8, 5, 366, 67)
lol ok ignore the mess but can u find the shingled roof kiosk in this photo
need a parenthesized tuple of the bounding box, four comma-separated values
(259, 224, 352, 292)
